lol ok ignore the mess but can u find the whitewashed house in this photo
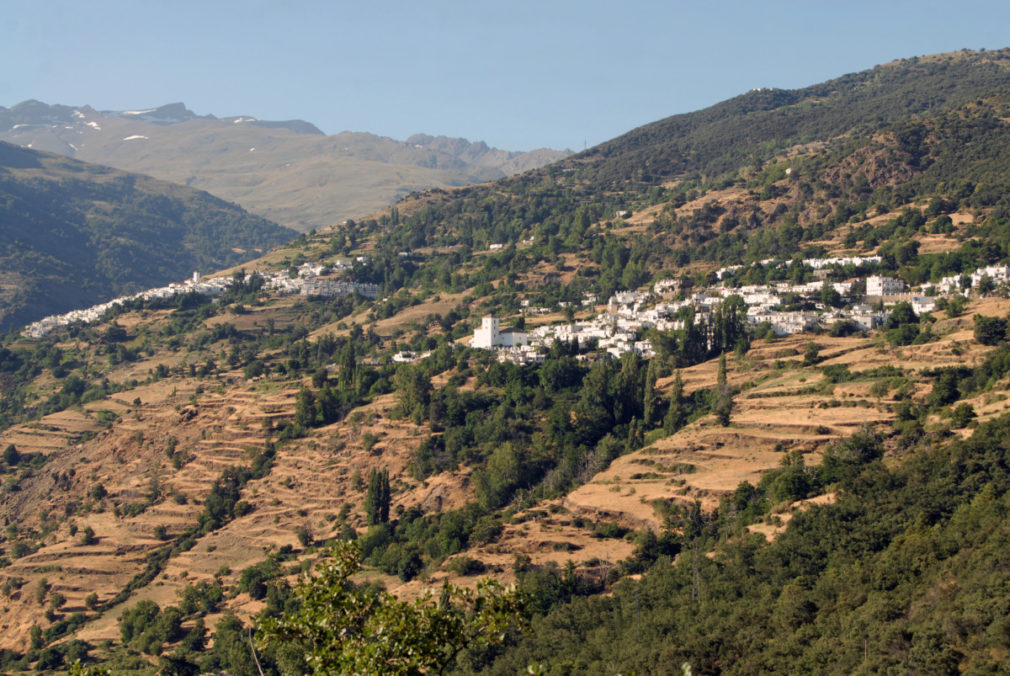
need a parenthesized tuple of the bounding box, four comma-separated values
(866, 275, 907, 296)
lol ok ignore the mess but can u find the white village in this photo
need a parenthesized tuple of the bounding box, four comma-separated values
(467, 255, 1008, 365)
(23, 263, 379, 339)
(24, 252, 1010, 368)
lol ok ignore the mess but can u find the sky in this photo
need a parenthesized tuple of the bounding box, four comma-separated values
(3, 1, 1010, 152)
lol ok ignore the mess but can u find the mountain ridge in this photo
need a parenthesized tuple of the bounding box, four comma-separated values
(0, 101, 571, 232)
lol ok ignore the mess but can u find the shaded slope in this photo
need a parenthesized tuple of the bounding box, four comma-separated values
(0, 142, 294, 329)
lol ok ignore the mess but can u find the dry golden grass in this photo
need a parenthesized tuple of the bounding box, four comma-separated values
(568, 334, 901, 529)
(5, 281, 1010, 650)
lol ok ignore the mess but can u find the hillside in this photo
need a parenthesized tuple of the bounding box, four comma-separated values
(0, 102, 571, 233)
(4, 49, 1010, 673)
(0, 141, 294, 330)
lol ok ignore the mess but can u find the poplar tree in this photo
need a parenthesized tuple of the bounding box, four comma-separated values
(643, 361, 659, 427)
(713, 353, 733, 427)
(664, 370, 686, 434)
(365, 468, 390, 525)
(339, 341, 356, 389)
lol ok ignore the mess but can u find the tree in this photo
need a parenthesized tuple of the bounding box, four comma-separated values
(886, 302, 919, 328)
(394, 365, 432, 424)
(803, 341, 820, 366)
(973, 314, 1008, 346)
(256, 542, 527, 675)
(474, 442, 530, 510)
(29, 623, 44, 650)
(339, 341, 357, 389)
(664, 371, 686, 434)
(574, 361, 615, 445)
(2, 443, 18, 466)
(295, 387, 317, 428)
(946, 294, 966, 318)
(951, 402, 976, 428)
(713, 354, 733, 427)
(643, 361, 659, 428)
(364, 468, 390, 526)
(820, 282, 843, 309)
(929, 369, 961, 408)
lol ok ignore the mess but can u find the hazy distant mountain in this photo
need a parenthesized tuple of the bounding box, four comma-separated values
(406, 133, 574, 175)
(0, 101, 571, 232)
(0, 141, 294, 329)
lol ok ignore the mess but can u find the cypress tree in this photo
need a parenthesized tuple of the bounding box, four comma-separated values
(664, 370, 685, 434)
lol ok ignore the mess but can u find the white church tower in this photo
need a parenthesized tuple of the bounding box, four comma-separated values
(472, 316, 500, 349)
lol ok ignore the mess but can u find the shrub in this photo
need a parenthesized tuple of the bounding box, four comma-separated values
(80, 526, 98, 545)
(448, 556, 487, 576)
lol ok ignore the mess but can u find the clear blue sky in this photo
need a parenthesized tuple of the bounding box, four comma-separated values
(3, 0, 1010, 152)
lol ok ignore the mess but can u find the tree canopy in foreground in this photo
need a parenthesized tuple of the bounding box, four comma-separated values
(256, 542, 528, 675)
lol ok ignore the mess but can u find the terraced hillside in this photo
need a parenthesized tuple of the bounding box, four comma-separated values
(1, 286, 1006, 658)
(4, 49, 1010, 672)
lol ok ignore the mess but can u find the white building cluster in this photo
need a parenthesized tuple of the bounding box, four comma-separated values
(468, 252, 968, 362)
(299, 279, 379, 299)
(715, 255, 882, 280)
(23, 261, 378, 339)
(935, 265, 1010, 294)
(23, 273, 230, 339)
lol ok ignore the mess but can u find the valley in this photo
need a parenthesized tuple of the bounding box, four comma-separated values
(4, 48, 1010, 672)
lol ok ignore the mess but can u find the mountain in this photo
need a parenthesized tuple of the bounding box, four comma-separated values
(0, 101, 572, 233)
(406, 133, 573, 175)
(0, 141, 294, 330)
(5, 49, 1010, 672)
